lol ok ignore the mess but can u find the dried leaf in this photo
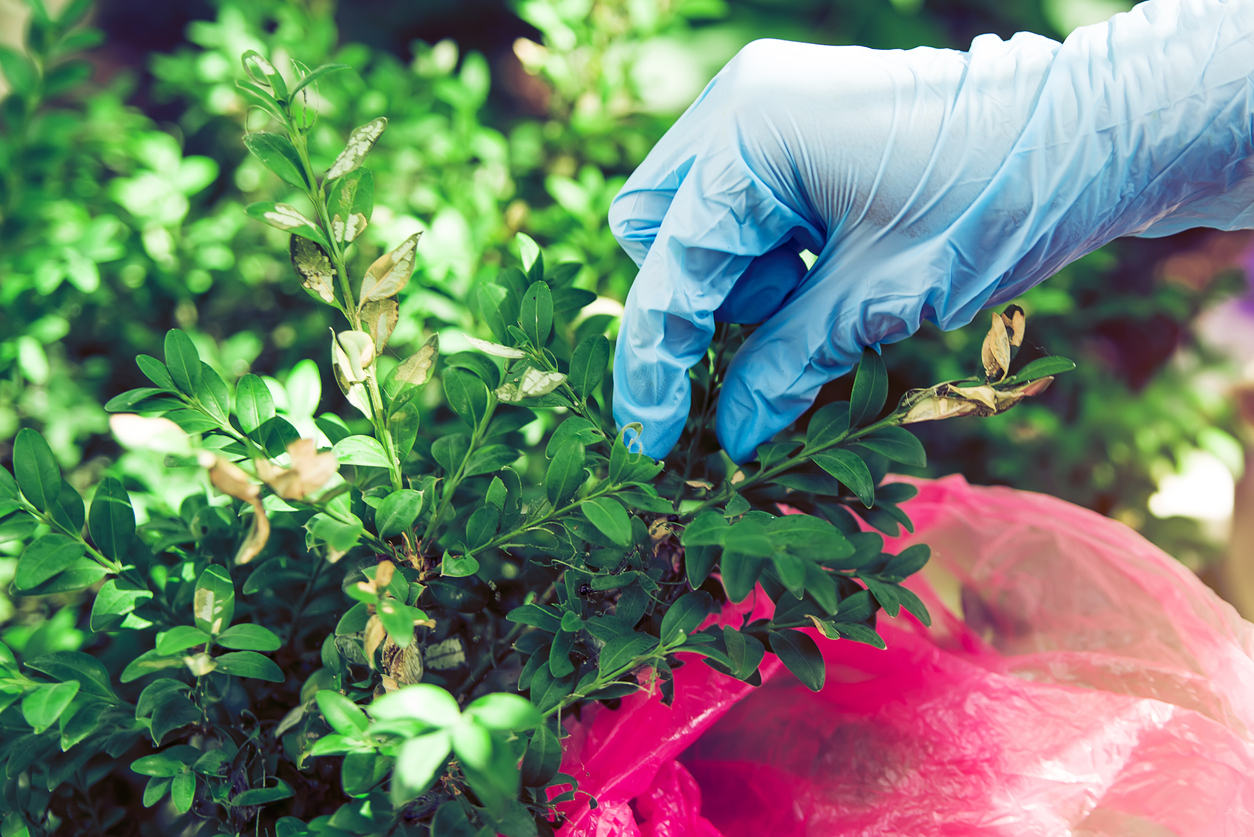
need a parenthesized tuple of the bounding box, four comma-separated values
(363, 615, 387, 667)
(1000, 304, 1026, 349)
(291, 237, 337, 306)
(361, 299, 399, 355)
(981, 313, 1011, 381)
(381, 638, 424, 685)
(375, 560, 395, 590)
(900, 376, 1056, 425)
(358, 233, 420, 306)
(196, 452, 271, 564)
(183, 653, 216, 677)
(465, 334, 525, 359)
(255, 438, 339, 500)
(326, 117, 388, 181)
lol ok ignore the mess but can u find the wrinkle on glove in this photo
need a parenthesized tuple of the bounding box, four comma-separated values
(555, 476, 1254, 836)
(609, 0, 1254, 462)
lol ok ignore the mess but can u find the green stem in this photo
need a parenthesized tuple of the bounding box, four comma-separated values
(681, 410, 906, 521)
(419, 395, 500, 551)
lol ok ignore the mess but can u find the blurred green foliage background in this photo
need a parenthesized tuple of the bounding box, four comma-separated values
(0, 0, 1247, 641)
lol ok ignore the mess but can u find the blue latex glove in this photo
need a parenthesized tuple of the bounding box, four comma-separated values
(609, 0, 1254, 463)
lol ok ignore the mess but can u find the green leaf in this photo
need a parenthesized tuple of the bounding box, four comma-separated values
(195, 364, 231, 425)
(545, 418, 602, 459)
(724, 626, 766, 680)
(215, 651, 285, 682)
(59, 701, 104, 751)
(315, 690, 369, 735)
(136, 354, 176, 391)
(90, 578, 153, 632)
(476, 283, 518, 345)
(25, 651, 117, 701)
(235, 78, 285, 120)
(289, 62, 350, 98)
(120, 650, 183, 684)
(811, 450, 875, 507)
(831, 589, 876, 624)
(851, 426, 926, 468)
(243, 131, 309, 189)
(885, 543, 930, 578)
(545, 442, 586, 507)
(548, 630, 575, 677)
(89, 477, 135, 563)
(395, 730, 451, 794)
(234, 373, 276, 435)
(769, 630, 825, 692)
(103, 387, 169, 413)
(14, 534, 87, 591)
(767, 514, 853, 561)
(660, 591, 713, 646)
(240, 50, 288, 98)
(519, 725, 561, 786)
(568, 334, 609, 398)
(516, 232, 541, 275)
(143, 777, 171, 807)
(848, 348, 887, 428)
(685, 544, 718, 589)
(519, 281, 553, 348)
(0, 465, 17, 501)
(375, 489, 424, 539)
(896, 586, 932, 627)
(681, 511, 729, 547)
(151, 696, 201, 744)
(136, 679, 190, 719)
(14, 428, 60, 512)
(216, 624, 281, 651)
(465, 506, 500, 551)
(721, 550, 764, 604)
(22, 682, 79, 733)
(171, 770, 196, 814)
(232, 779, 295, 806)
(307, 513, 364, 558)
(377, 598, 421, 647)
(582, 496, 631, 546)
(333, 435, 391, 469)
(50, 478, 85, 534)
(441, 553, 480, 578)
(371, 683, 461, 726)
(464, 444, 522, 477)
(724, 519, 774, 557)
(598, 633, 657, 678)
(155, 625, 211, 655)
(1006, 356, 1076, 384)
(164, 330, 202, 396)
(506, 604, 562, 633)
(862, 577, 901, 617)
(193, 565, 235, 635)
(451, 721, 493, 771)
(771, 552, 807, 597)
(832, 622, 887, 649)
(327, 168, 374, 243)
(466, 692, 543, 731)
(131, 754, 183, 778)
(443, 368, 490, 429)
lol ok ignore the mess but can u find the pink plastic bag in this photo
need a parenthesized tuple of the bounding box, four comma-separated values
(556, 476, 1254, 836)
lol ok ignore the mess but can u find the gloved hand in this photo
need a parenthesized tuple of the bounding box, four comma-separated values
(609, 0, 1254, 463)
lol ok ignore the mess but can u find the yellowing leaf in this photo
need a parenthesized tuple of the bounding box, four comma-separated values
(392, 335, 439, 389)
(358, 233, 420, 306)
(332, 212, 368, 244)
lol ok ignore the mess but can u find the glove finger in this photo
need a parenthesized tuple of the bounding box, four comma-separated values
(613, 156, 812, 459)
(714, 242, 930, 463)
(713, 245, 808, 324)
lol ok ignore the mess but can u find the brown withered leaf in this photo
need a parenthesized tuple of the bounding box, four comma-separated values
(290, 236, 337, 306)
(981, 313, 1011, 382)
(901, 376, 1055, 425)
(255, 438, 339, 500)
(1000, 304, 1026, 349)
(363, 615, 387, 667)
(358, 232, 420, 306)
(381, 639, 424, 685)
(197, 452, 271, 564)
(361, 298, 399, 355)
